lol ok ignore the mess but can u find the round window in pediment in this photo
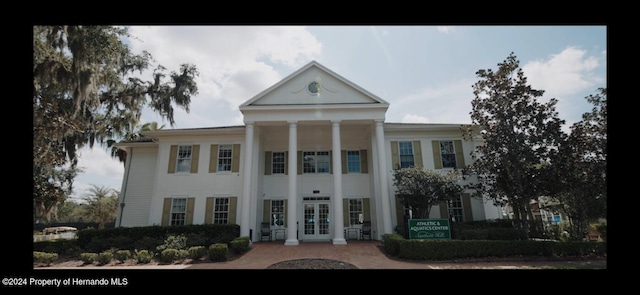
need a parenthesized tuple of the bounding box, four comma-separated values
(308, 81, 320, 94)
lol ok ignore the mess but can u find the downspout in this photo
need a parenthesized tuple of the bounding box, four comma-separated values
(118, 148, 133, 227)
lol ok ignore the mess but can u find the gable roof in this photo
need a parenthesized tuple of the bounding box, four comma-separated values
(240, 61, 389, 108)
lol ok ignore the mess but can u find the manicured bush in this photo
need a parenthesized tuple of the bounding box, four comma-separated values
(188, 246, 207, 260)
(208, 243, 229, 262)
(114, 250, 132, 263)
(97, 251, 113, 265)
(135, 250, 153, 264)
(160, 249, 180, 263)
(33, 251, 58, 266)
(79, 253, 98, 265)
(229, 236, 251, 254)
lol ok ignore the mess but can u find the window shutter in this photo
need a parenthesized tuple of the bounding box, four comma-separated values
(341, 150, 347, 174)
(297, 151, 302, 175)
(390, 141, 399, 170)
(363, 198, 370, 221)
(168, 145, 178, 174)
(232, 144, 241, 173)
(462, 193, 473, 222)
(161, 198, 172, 226)
(360, 150, 368, 173)
(204, 197, 214, 224)
(432, 141, 443, 169)
(454, 140, 466, 169)
(329, 151, 333, 174)
(190, 145, 200, 174)
(185, 198, 195, 225)
(209, 145, 219, 173)
(439, 201, 448, 219)
(395, 196, 403, 230)
(263, 200, 270, 223)
(265, 151, 272, 175)
(413, 141, 422, 168)
(228, 197, 237, 225)
(343, 199, 349, 227)
(284, 151, 289, 175)
(283, 200, 287, 227)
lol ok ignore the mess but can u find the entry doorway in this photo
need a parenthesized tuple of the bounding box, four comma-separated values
(301, 199, 331, 241)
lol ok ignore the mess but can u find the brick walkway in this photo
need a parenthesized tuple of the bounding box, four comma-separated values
(35, 240, 606, 270)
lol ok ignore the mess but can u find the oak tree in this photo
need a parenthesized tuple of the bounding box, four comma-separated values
(33, 26, 198, 224)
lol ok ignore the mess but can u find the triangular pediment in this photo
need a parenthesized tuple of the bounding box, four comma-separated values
(240, 61, 389, 108)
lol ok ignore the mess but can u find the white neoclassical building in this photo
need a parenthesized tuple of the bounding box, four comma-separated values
(114, 61, 503, 245)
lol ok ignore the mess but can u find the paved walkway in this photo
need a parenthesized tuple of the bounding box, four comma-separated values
(36, 240, 606, 270)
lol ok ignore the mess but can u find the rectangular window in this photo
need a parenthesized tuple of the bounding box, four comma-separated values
(448, 195, 463, 222)
(177, 146, 192, 173)
(349, 199, 364, 226)
(171, 198, 187, 225)
(218, 144, 232, 172)
(271, 200, 285, 226)
(303, 151, 330, 174)
(272, 152, 285, 174)
(213, 197, 229, 224)
(440, 141, 457, 168)
(398, 142, 414, 168)
(347, 151, 361, 173)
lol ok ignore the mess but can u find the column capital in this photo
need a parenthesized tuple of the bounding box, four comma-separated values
(244, 121, 255, 125)
(287, 120, 298, 125)
(374, 119, 385, 125)
(331, 119, 342, 124)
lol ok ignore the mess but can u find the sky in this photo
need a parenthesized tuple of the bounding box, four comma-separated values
(69, 25, 607, 203)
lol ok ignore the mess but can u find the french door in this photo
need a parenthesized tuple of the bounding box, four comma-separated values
(302, 201, 331, 241)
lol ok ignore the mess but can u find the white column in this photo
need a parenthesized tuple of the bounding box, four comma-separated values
(375, 120, 393, 235)
(241, 122, 254, 238)
(285, 121, 299, 245)
(331, 120, 347, 245)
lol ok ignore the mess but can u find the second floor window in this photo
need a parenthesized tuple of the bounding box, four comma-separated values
(399, 142, 414, 168)
(177, 146, 192, 173)
(272, 152, 285, 174)
(218, 144, 232, 172)
(303, 151, 330, 173)
(440, 141, 457, 168)
(347, 151, 361, 173)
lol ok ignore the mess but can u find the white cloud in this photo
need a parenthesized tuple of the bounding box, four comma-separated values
(523, 46, 605, 129)
(387, 78, 476, 124)
(401, 114, 430, 123)
(126, 26, 322, 129)
(523, 46, 600, 99)
(437, 26, 455, 34)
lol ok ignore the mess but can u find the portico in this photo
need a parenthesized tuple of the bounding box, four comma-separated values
(239, 61, 392, 245)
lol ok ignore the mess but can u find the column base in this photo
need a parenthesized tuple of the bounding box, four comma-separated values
(284, 239, 300, 246)
(332, 238, 347, 245)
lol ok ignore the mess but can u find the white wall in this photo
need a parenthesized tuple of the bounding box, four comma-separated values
(120, 147, 157, 227)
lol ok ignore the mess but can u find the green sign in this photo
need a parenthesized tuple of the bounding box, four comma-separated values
(408, 219, 451, 240)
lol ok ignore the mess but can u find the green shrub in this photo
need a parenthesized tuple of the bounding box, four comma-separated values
(229, 236, 251, 254)
(79, 253, 98, 265)
(208, 243, 229, 262)
(160, 249, 180, 263)
(33, 251, 58, 265)
(135, 250, 153, 264)
(114, 250, 132, 262)
(188, 246, 207, 260)
(97, 251, 113, 265)
(157, 234, 188, 252)
(178, 249, 189, 261)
